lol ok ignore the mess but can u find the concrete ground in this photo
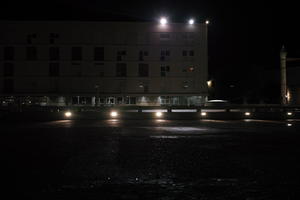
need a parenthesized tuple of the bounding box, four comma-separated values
(2, 119, 300, 199)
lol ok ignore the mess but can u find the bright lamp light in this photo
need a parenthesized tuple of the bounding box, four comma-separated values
(110, 111, 118, 117)
(65, 111, 72, 117)
(245, 112, 251, 116)
(160, 17, 168, 25)
(155, 112, 163, 117)
(287, 112, 293, 116)
(188, 19, 195, 25)
(201, 112, 207, 116)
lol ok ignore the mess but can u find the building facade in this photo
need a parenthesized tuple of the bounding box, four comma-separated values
(0, 21, 208, 106)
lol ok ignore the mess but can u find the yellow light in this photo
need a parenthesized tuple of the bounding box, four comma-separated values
(207, 80, 212, 88)
(110, 111, 118, 117)
(155, 112, 163, 117)
(65, 111, 72, 117)
(287, 112, 293, 116)
(201, 112, 207, 116)
(245, 112, 251, 116)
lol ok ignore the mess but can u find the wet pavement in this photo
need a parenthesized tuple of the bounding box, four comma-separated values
(2, 119, 300, 199)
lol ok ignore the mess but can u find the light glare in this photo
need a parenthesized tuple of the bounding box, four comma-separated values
(111, 111, 118, 117)
(205, 20, 210, 25)
(65, 111, 72, 117)
(188, 19, 194, 25)
(201, 112, 207, 116)
(160, 17, 167, 25)
(155, 112, 163, 117)
(287, 112, 293, 116)
(245, 112, 251, 116)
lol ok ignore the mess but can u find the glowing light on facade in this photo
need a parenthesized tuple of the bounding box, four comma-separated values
(155, 112, 163, 117)
(64, 111, 72, 117)
(245, 112, 251, 116)
(110, 111, 118, 117)
(188, 19, 195, 25)
(160, 17, 168, 25)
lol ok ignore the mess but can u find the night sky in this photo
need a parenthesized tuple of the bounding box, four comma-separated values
(1, 0, 300, 102)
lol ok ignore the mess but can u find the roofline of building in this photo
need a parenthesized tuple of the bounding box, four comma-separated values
(0, 20, 207, 25)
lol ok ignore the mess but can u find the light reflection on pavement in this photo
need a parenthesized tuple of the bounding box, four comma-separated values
(2, 119, 300, 199)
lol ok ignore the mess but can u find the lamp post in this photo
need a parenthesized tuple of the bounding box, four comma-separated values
(280, 46, 287, 105)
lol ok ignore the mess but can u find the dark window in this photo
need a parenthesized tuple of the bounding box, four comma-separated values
(3, 79, 14, 93)
(27, 34, 37, 44)
(72, 47, 82, 61)
(49, 47, 60, 60)
(139, 64, 149, 77)
(116, 63, 127, 77)
(161, 65, 170, 77)
(182, 50, 187, 56)
(26, 46, 37, 60)
(189, 50, 194, 56)
(49, 63, 60, 77)
(94, 47, 104, 61)
(4, 46, 14, 60)
(117, 50, 126, 61)
(49, 33, 59, 44)
(160, 33, 170, 39)
(161, 50, 170, 60)
(139, 50, 148, 61)
(3, 63, 14, 77)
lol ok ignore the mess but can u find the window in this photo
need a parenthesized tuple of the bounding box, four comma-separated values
(139, 64, 149, 77)
(139, 50, 148, 61)
(94, 47, 104, 61)
(117, 50, 126, 61)
(160, 33, 170, 40)
(161, 65, 170, 77)
(189, 50, 194, 56)
(3, 63, 14, 77)
(26, 46, 37, 60)
(4, 46, 14, 60)
(49, 47, 60, 60)
(125, 97, 136, 104)
(160, 50, 170, 61)
(116, 63, 127, 77)
(183, 50, 195, 58)
(27, 34, 37, 44)
(72, 47, 82, 61)
(49, 33, 59, 44)
(3, 79, 14, 93)
(49, 63, 60, 77)
(183, 33, 194, 40)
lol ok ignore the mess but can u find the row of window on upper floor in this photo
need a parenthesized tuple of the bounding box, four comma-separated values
(2, 62, 195, 77)
(1, 46, 195, 61)
(23, 32, 196, 44)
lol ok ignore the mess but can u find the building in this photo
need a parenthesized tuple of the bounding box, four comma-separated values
(0, 21, 208, 107)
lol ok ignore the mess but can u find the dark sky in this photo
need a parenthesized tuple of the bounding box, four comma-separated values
(1, 0, 300, 99)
